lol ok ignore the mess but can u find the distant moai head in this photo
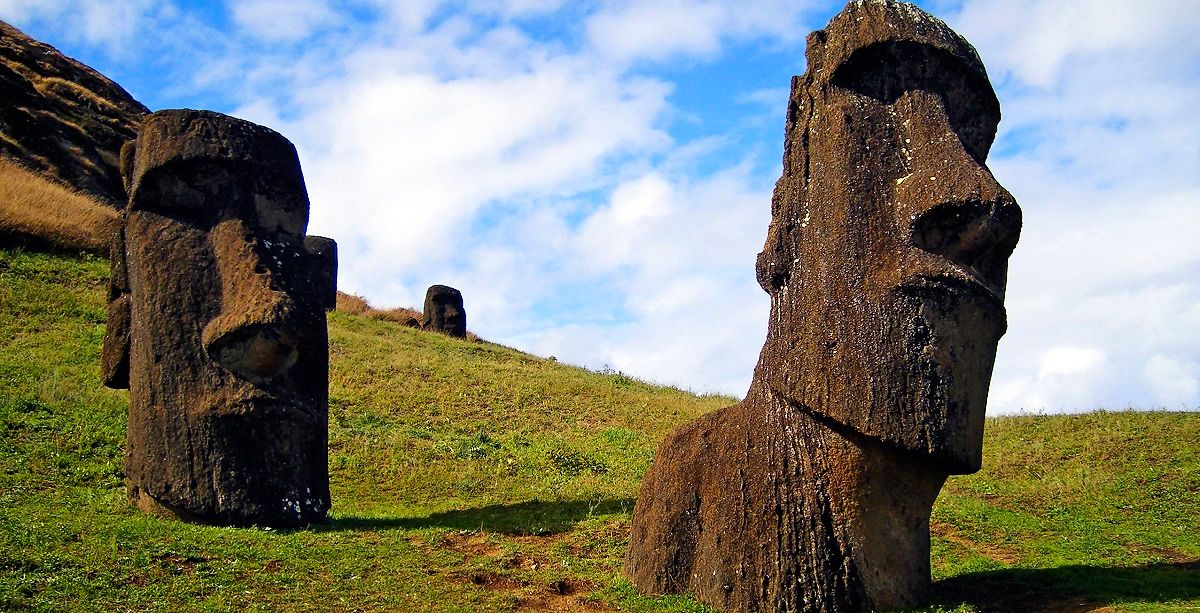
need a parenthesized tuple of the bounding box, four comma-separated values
(752, 0, 1022, 473)
(422, 284, 466, 338)
(102, 109, 337, 527)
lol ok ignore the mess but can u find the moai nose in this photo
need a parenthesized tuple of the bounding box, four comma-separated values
(894, 91, 1022, 295)
(202, 220, 301, 382)
(909, 193, 1022, 296)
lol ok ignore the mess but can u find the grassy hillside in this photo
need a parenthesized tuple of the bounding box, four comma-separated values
(1, 246, 1197, 612)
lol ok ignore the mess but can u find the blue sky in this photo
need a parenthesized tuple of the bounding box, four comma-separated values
(3, 0, 1198, 413)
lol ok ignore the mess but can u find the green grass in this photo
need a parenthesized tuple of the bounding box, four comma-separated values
(1, 246, 1197, 612)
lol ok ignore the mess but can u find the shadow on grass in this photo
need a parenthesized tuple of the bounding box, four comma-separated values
(320, 497, 637, 536)
(932, 560, 1200, 612)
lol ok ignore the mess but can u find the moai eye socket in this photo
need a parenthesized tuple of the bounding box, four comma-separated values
(129, 161, 243, 227)
(130, 160, 308, 236)
(251, 171, 308, 238)
(830, 41, 1000, 166)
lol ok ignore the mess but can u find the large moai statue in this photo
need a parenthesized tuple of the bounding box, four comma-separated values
(625, 2, 1022, 611)
(422, 284, 467, 338)
(101, 109, 337, 527)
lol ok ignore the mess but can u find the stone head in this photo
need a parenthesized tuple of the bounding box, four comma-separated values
(102, 109, 336, 526)
(422, 284, 467, 338)
(753, 0, 1021, 473)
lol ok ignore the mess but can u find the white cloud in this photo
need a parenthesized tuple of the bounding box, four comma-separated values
(587, 1, 727, 62)
(465, 0, 568, 18)
(1037, 347, 1106, 378)
(1143, 355, 1199, 407)
(288, 59, 671, 308)
(530, 163, 770, 393)
(990, 346, 1112, 413)
(229, 0, 340, 43)
(986, 181, 1200, 412)
(585, 0, 812, 63)
(0, 0, 161, 54)
(0, 0, 57, 20)
(952, 0, 1200, 88)
(356, 0, 442, 34)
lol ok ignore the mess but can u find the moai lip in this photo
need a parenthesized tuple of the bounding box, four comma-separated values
(102, 109, 338, 528)
(624, 1, 1021, 611)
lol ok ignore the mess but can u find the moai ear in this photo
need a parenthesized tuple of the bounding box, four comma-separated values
(755, 221, 793, 294)
(101, 295, 131, 389)
(119, 139, 136, 198)
(101, 224, 130, 389)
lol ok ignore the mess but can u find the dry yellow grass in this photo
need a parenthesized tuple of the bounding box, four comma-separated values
(334, 290, 481, 339)
(0, 157, 116, 252)
(31, 76, 126, 115)
(336, 290, 422, 327)
(334, 290, 372, 315)
(372, 306, 423, 326)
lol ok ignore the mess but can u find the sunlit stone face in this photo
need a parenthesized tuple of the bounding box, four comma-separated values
(106, 110, 336, 526)
(754, 3, 1021, 473)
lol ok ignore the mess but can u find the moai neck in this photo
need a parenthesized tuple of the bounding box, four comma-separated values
(758, 382, 949, 611)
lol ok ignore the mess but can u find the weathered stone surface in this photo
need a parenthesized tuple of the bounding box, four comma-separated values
(103, 109, 337, 528)
(625, 1, 1021, 611)
(0, 20, 148, 206)
(422, 284, 467, 338)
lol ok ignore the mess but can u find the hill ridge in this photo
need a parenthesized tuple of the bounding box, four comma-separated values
(0, 19, 148, 206)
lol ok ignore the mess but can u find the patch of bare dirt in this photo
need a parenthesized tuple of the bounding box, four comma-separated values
(442, 531, 504, 558)
(446, 570, 612, 612)
(429, 531, 616, 611)
(1138, 546, 1196, 565)
(930, 519, 1020, 565)
(516, 579, 611, 611)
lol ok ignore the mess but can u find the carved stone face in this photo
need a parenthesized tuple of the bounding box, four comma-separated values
(754, 1, 1021, 473)
(104, 110, 336, 526)
(423, 284, 467, 338)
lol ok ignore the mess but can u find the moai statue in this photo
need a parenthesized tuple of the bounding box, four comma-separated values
(422, 284, 467, 338)
(625, 1, 1022, 611)
(101, 109, 337, 527)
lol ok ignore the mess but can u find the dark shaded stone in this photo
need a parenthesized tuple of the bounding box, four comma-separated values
(624, 2, 1022, 611)
(0, 20, 148, 205)
(103, 109, 338, 528)
(303, 236, 338, 311)
(422, 284, 466, 338)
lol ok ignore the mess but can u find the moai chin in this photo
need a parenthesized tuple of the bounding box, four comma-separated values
(625, 1, 1022, 611)
(102, 109, 337, 528)
(422, 284, 467, 338)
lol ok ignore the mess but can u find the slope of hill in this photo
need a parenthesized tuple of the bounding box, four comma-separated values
(0, 157, 116, 253)
(1, 246, 1197, 612)
(0, 20, 148, 206)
